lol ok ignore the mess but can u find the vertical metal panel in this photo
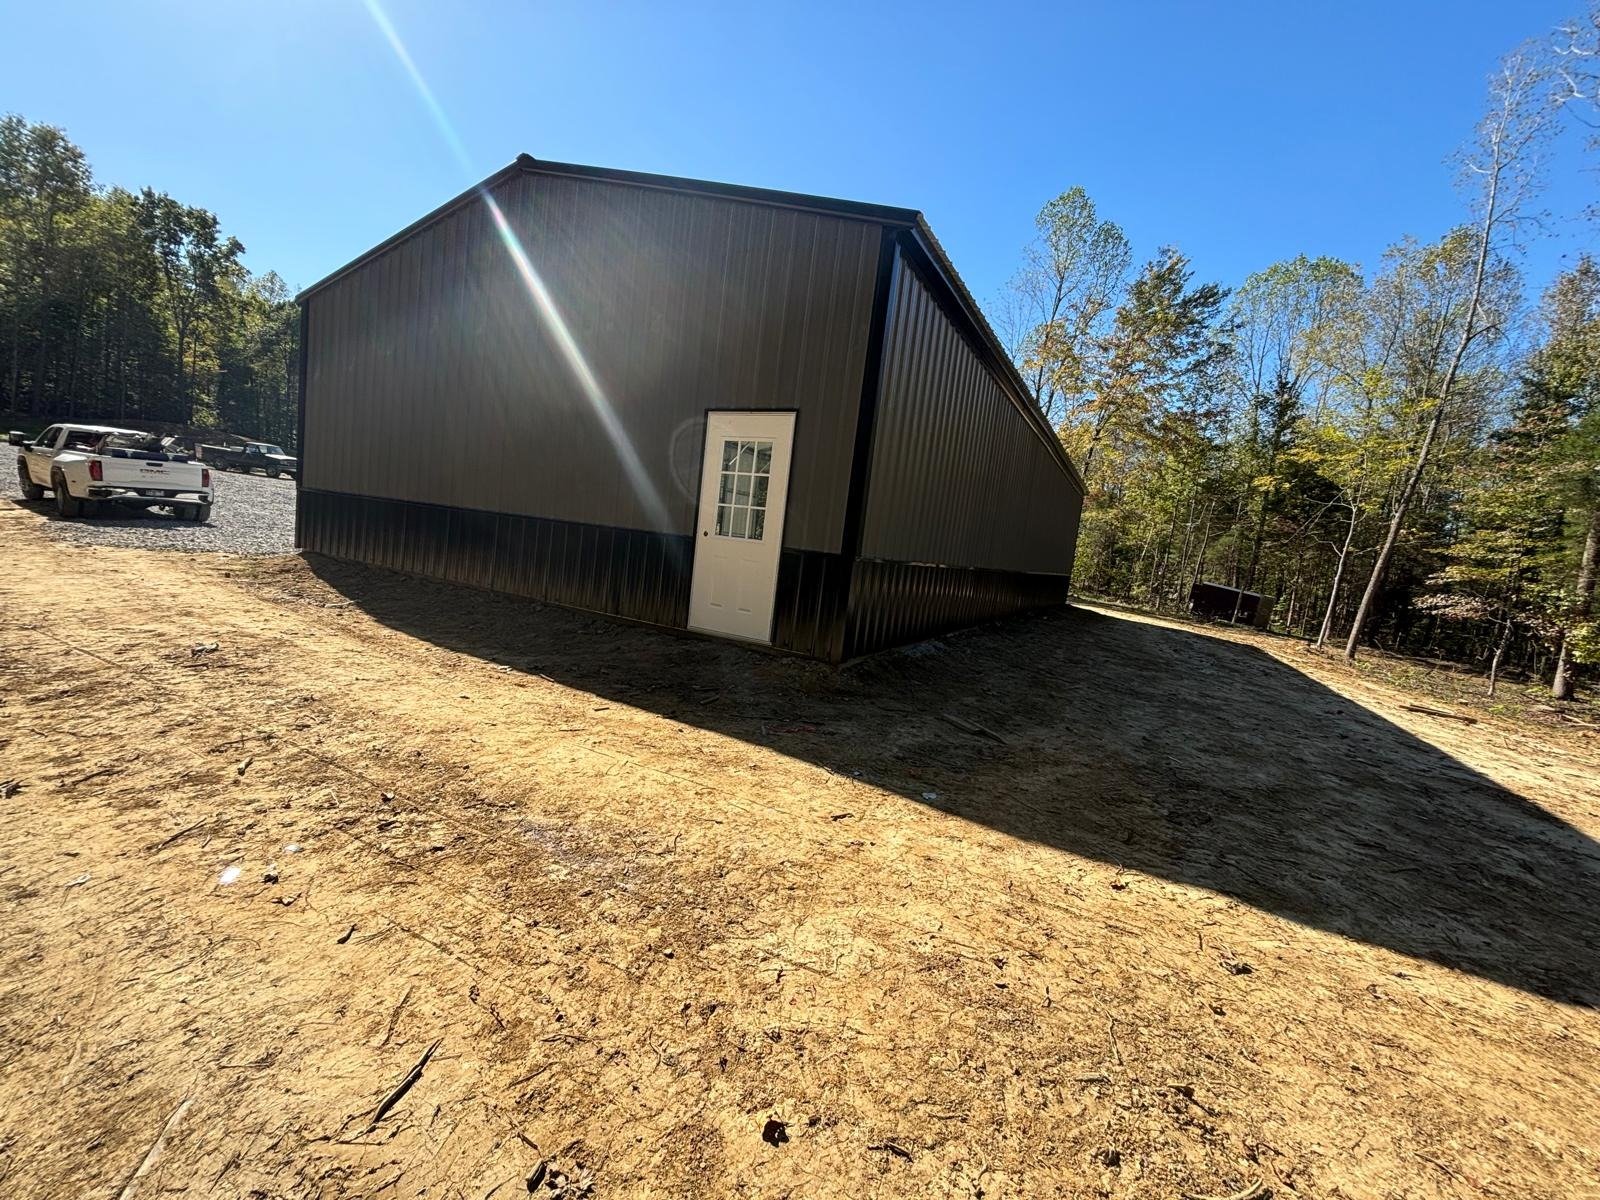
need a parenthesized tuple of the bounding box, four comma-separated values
(771, 548, 851, 662)
(299, 488, 693, 629)
(844, 559, 1070, 659)
(301, 172, 881, 555)
(859, 249, 1082, 576)
(298, 485, 857, 659)
(294, 302, 309, 547)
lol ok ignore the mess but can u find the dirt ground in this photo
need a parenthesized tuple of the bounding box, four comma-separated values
(2, 501, 1598, 1200)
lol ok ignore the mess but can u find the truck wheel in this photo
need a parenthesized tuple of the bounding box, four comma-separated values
(51, 472, 82, 518)
(17, 460, 44, 501)
(192, 503, 212, 524)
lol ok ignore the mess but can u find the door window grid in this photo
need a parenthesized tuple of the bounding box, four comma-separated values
(714, 438, 773, 540)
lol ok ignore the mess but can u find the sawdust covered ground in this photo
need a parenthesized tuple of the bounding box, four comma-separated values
(1, 502, 1598, 1199)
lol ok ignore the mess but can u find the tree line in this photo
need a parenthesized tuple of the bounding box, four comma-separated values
(1004, 8, 1600, 700)
(0, 115, 299, 447)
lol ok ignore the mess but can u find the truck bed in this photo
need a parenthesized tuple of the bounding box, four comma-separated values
(95, 453, 208, 493)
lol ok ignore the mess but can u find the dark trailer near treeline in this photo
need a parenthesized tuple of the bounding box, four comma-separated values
(1189, 582, 1275, 630)
(294, 155, 1084, 662)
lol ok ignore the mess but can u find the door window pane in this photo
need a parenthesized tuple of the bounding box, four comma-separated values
(711, 436, 775, 541)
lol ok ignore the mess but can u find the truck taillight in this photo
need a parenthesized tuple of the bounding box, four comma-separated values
(201, 468, 211, 488)
(88, 460, 103, 482)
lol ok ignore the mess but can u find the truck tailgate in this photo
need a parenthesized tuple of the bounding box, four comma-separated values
(101, 458, 206, 490)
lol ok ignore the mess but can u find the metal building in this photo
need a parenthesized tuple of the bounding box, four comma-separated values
(295, 156, 1084, 662)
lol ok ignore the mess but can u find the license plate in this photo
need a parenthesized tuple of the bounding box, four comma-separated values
(139, 489, 165, 497)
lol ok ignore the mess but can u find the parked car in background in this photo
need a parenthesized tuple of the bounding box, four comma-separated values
(198, 440, 298, 479)
(11, 425, 214, 521)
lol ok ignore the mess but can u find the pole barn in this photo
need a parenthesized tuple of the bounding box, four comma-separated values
(295, 156, 1084, 662)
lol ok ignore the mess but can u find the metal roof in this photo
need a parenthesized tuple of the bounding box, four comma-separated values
(297, 156, 1082, 494)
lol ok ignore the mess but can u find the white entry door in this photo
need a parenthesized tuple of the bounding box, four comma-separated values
(688, 411, 796, 644)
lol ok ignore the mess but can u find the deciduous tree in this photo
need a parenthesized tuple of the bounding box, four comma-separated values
(1002, 187, 1131, 430)
(1343, 47, 1554, 661)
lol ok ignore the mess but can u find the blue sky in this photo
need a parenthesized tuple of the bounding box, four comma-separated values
(3, 1, 1593, 308)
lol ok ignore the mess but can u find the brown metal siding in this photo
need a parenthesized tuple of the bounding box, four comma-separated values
(859, 251, 1082, 575)
(300, 489, 864, 659)
(299, 489, 693, 627)
(845, 560, 1072, 657)
(301, 171, 881, 554)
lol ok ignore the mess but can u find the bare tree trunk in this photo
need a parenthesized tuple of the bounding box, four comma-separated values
(116, 305, 130, 421)
(1193, 505, 1213, 581)
(175, 321, 189, 425)
(1173, 494, 1198, 602)
(1226, 497, 1247, 590)
(62, 283, 88, 418)
(1080, 406, 1114, 483)
(6, 299, 22, 412)
(1028, 276, 1069, 421)
(1487, 609, 1515, 698)
(93, 301, 109, 412)
(32, 303, 50, 415)
(1552, 504, 1600, 700)
(1245, 497, 1270, 594)
(1344, 404, 1450, 660)
(1150, 502, 1182, 608)
(1343, 53, 1525, 662)
(1316, 504, 1358, 648)
(1130, 526, 1157, 602)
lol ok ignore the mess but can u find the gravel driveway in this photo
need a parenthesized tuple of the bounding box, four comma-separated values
(1, 467, 296, 554)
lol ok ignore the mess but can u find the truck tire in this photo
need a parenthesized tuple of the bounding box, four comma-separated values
(17, 460, 44, 501)
(192, 503, 212, 523)
(51, 471, 82, 518)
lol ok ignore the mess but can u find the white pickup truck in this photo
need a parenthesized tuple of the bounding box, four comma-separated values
(11, 424, 214, 521)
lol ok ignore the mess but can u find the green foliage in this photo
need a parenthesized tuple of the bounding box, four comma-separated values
(1039, 19, 1590, 693)
(0, 114, 298, 444)
(1045, 227, 1595, 691)
(1569, 619, 1600, 664)
(1006, 186, 1131, 429)
(1067, 250, 1234, 604)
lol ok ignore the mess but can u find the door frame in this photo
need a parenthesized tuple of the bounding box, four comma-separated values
(687, 407, 800, 645)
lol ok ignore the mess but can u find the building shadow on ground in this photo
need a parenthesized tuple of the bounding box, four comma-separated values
(304, 553, 1600, 1008)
